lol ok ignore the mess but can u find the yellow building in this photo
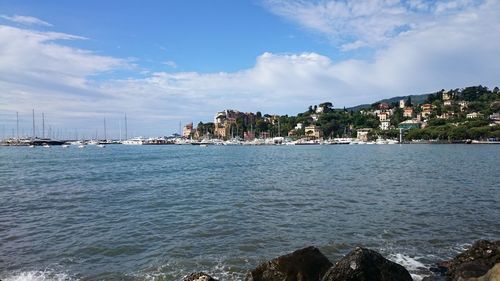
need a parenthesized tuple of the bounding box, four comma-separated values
(305, 125, 323, 139)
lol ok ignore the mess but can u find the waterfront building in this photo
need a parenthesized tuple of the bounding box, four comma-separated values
(356, 128, 371, 142)
(244, 131, 255, 141)
(182, 123, 194, 138)
(305, 125, 323, 139)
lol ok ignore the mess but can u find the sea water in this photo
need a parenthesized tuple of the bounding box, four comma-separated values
(0, 144, 499, 280)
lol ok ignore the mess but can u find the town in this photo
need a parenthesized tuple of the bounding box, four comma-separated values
(180, 85, 500, 145)
(2, 85, 499, 146)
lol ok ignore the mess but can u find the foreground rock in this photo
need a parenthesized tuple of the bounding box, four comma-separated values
(321, 247, 412, 281)
(447, 240, 500, 281)
(246, 246, 333, 281)
(182, 272, 218, 281)
(474, 263, 500, 281)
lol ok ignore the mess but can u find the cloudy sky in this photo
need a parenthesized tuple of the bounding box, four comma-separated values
(1, 0, 499, 138)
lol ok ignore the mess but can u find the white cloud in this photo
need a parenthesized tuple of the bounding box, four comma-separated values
(1, 14, 52, 27)
(163, 60, 178, 68)
(1, 2, 499, 137)
(263, 0, 484, 51)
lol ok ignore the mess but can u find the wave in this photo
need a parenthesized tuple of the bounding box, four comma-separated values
(388, 253, 428, 281)
(0, 270, 76, 281)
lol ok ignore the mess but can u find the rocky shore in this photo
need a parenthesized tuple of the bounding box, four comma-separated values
(184, 240, 499, 281)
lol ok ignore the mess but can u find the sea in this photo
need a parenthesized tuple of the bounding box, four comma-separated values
(0, 144, 499, 281)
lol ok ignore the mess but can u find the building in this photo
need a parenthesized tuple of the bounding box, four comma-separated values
(182, 123, 195, 138)
(443, 100, 453, 107)
(213, 109, 256, 139)
(214, 110, 237, 139)
(420, 104, 434, 118)
(305, 125, 323, 139)
(295, 123, 304, 130)
(466, 112, 484, 119)
(356, 128, 371, 142)
(244, 131, 255, 141)
(398, 120, 422, 130)
(443, 91, 453, 101)
(437, 112, 453, 119)
(490, 113, 500, 121)
(459, 101, 469, 112)
(378, 112, 390, 121)
(379, 103, 390, 110)
(399, 99, 405, 109)
(403, 107, 414, 118)
(380, 120, 390, 131)
(260, 131, 270, 139)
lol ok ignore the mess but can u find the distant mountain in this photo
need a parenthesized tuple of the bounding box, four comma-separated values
(346, 92, 431, 111)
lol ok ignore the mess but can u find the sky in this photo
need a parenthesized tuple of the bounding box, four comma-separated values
(1, 0, 499, 138)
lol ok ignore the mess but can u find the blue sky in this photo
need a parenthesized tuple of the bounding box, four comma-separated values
(1, 0, 499, 137)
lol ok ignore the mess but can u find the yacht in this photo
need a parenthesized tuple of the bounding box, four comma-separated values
(122, 137, 146, 145)
(333, 138, 353, 145)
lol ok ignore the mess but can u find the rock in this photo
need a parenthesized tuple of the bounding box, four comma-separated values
(182, 272, 218, 281)
(447, 240, 500, 281)
(476, 263, 500, 281)
(430, 260, 452, 276)
(246, 246, 333, 281)
(422, 276, 446, 281)
(321, 247, 412, 281)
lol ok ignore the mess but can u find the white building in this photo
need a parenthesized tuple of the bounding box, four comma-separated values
(399, 99, 405, 109)
(380, 120, 390, 131)
(467, 112, 484, 119)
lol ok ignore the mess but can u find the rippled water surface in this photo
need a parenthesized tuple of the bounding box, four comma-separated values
(0, 144, 499, 280)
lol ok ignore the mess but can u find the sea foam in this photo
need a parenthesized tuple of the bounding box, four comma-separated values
(1, 270, 76, 281)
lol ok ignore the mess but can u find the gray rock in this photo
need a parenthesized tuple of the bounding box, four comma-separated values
(447, 240, 500, 281)
(422, 276, 446, 281)
(246, 246, 333, 281)
(182, 272, 218, 281)
(321, 247, 412, 281)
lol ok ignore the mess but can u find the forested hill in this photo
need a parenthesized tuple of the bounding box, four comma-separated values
(347, 93, 431, 112)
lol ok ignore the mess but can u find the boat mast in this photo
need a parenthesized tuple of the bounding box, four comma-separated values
(42, 112, 45, 139)
(124, 113, 128, 140)
(103, 117, 107, 140)
(32, 109, 35, 140)
(16, 111, 19, 140)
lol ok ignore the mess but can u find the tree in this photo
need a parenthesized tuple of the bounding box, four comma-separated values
(405, 96, 412, 107)
(319, 102, 334, 113)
